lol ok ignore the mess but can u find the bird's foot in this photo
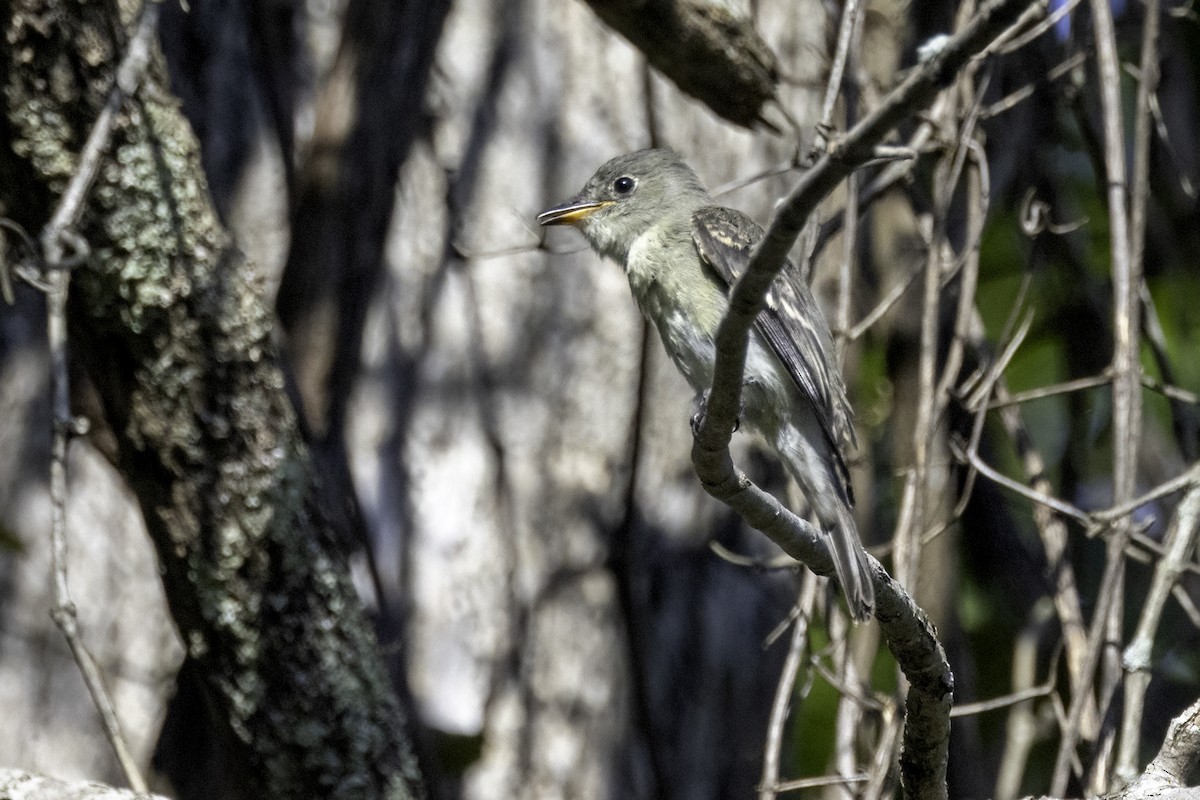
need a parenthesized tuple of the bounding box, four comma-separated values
(689, 391, 709, 437)
(690, 388, 745, 437)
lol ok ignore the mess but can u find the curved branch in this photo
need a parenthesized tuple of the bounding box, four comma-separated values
(689, 0, 1044, 795)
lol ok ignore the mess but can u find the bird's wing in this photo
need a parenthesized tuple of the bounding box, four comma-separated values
(691, 205, 856, 486)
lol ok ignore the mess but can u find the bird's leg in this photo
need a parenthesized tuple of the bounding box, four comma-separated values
(689, 391, 711, 437)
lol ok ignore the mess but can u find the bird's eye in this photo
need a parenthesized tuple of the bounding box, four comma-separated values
(613, 176, 636, 195)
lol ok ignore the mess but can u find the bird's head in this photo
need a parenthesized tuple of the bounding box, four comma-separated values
(537, 149, 710, 263)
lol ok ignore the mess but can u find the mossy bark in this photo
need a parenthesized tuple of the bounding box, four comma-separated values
(0, 2, 423, 798)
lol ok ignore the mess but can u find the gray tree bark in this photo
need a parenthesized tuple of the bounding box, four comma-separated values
(0, 2, 423, 798)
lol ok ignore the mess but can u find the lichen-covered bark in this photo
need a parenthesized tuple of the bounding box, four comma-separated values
(0, 768, 171, 799)
(0, 2, 422, 798)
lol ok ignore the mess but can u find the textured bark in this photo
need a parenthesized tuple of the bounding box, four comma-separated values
(0, 769, 169, 800)
(0, 2, 422, 798)
(579, 0, 779, 128)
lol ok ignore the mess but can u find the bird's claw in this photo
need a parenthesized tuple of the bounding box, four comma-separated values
(690, 391, 708, 437)
(690, 389, 744, 436)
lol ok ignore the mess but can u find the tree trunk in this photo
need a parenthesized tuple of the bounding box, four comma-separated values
(0, 2, 423, 798)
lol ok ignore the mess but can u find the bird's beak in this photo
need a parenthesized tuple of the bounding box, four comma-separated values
(536, 198, 612, 227)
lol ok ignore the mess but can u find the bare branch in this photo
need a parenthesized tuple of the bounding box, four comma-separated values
(1092, 465, 1200, 525)
(955, 440, 1091, 524)
(996, 603, 1057, 800)
(1118, 484, 1200, 784)
(847, 260, 921, 341)
(993, 0, 1082, 54)
(40, 5, 160, 241)
(984, 373, 1112, 411)
(1065, 0, 1143, 787)
(1111, 698, 1200, 800)
(759, 578, 819, 800)
(774, 773, 869, 794)
(863, 701, 903, 800)
(818, 0, 865, 134)
(951, 684, 1056, 718)
(578, 0, 780, 128)
(689, 2, 1044, 795)
(989, 377, 1098, 739)
(35, 6, 160, 792)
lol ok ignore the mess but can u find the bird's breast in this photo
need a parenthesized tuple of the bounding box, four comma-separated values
(623, 230, 727, 392)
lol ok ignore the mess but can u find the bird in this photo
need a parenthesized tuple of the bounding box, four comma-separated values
(537, 148, 874, 621)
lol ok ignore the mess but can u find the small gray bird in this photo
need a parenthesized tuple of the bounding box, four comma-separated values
(538, 148, 874, 621)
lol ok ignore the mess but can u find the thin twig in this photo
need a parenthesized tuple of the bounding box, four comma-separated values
(1118, 483, 1200, 785)
(0, 218, 42, 304)
(834, 174, 859, 359)
(1080, 0, 1142, 786)
(956, 304, 1035, 517)
(811, 652, 887, 712)
(1052, 538, 1130, 795)
(818, 0, 865, 134)
(962, 275, 1032, 410)
(35, 5, 160, 793)
(43, 6, 160, 239)
(993, 0, 1083, 54)
(711, 159, 802, 199)
(1092, 465, 1200, 525)
(765, 601, 807, 649)
(1143, 374, 1200, 406)
(862, 700, 902, 800)
(690, 1, 1044, 796)
(894, 44, 984, 585)
(759, 578, 819, 800)
(955, 440, 1090, 523)
(846, 261, 922, 341)
(831, 0, 864, 366)
(772, 772, 868, 791)
(709, 540, 799, 571)
(1147, 92, 1197, 200)
(951, 683, 1055, 717)
(1139, 280, 1199, 461)
(832, 607, 865, 800)
(774, 773, 869, 793)
(980, 52, 1087, 119)
(893, 215, 941, 585)
(1173, 584, 1200, 630)
(931, 135, 988, 437)
(988, 369, 1098, 738)
(984, 372, 1112, 411)
(814, 96, 945, 259)
(995, 602, 1056, 800)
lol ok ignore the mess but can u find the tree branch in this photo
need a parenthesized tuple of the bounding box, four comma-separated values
(577, 0, 780, 129)
(38, 6, 158, 792)
(1116, 0, 1164, 780)
(0, 769, 170, 800)
(2, 1, 424, 796)
(1119, 484, 1200, 784)
(687, 0, 1043, 795)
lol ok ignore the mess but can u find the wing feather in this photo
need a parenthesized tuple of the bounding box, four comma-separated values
(691, 205, 856, 494)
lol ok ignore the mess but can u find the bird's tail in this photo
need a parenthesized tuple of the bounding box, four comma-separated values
(830, 502, 874, 622)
